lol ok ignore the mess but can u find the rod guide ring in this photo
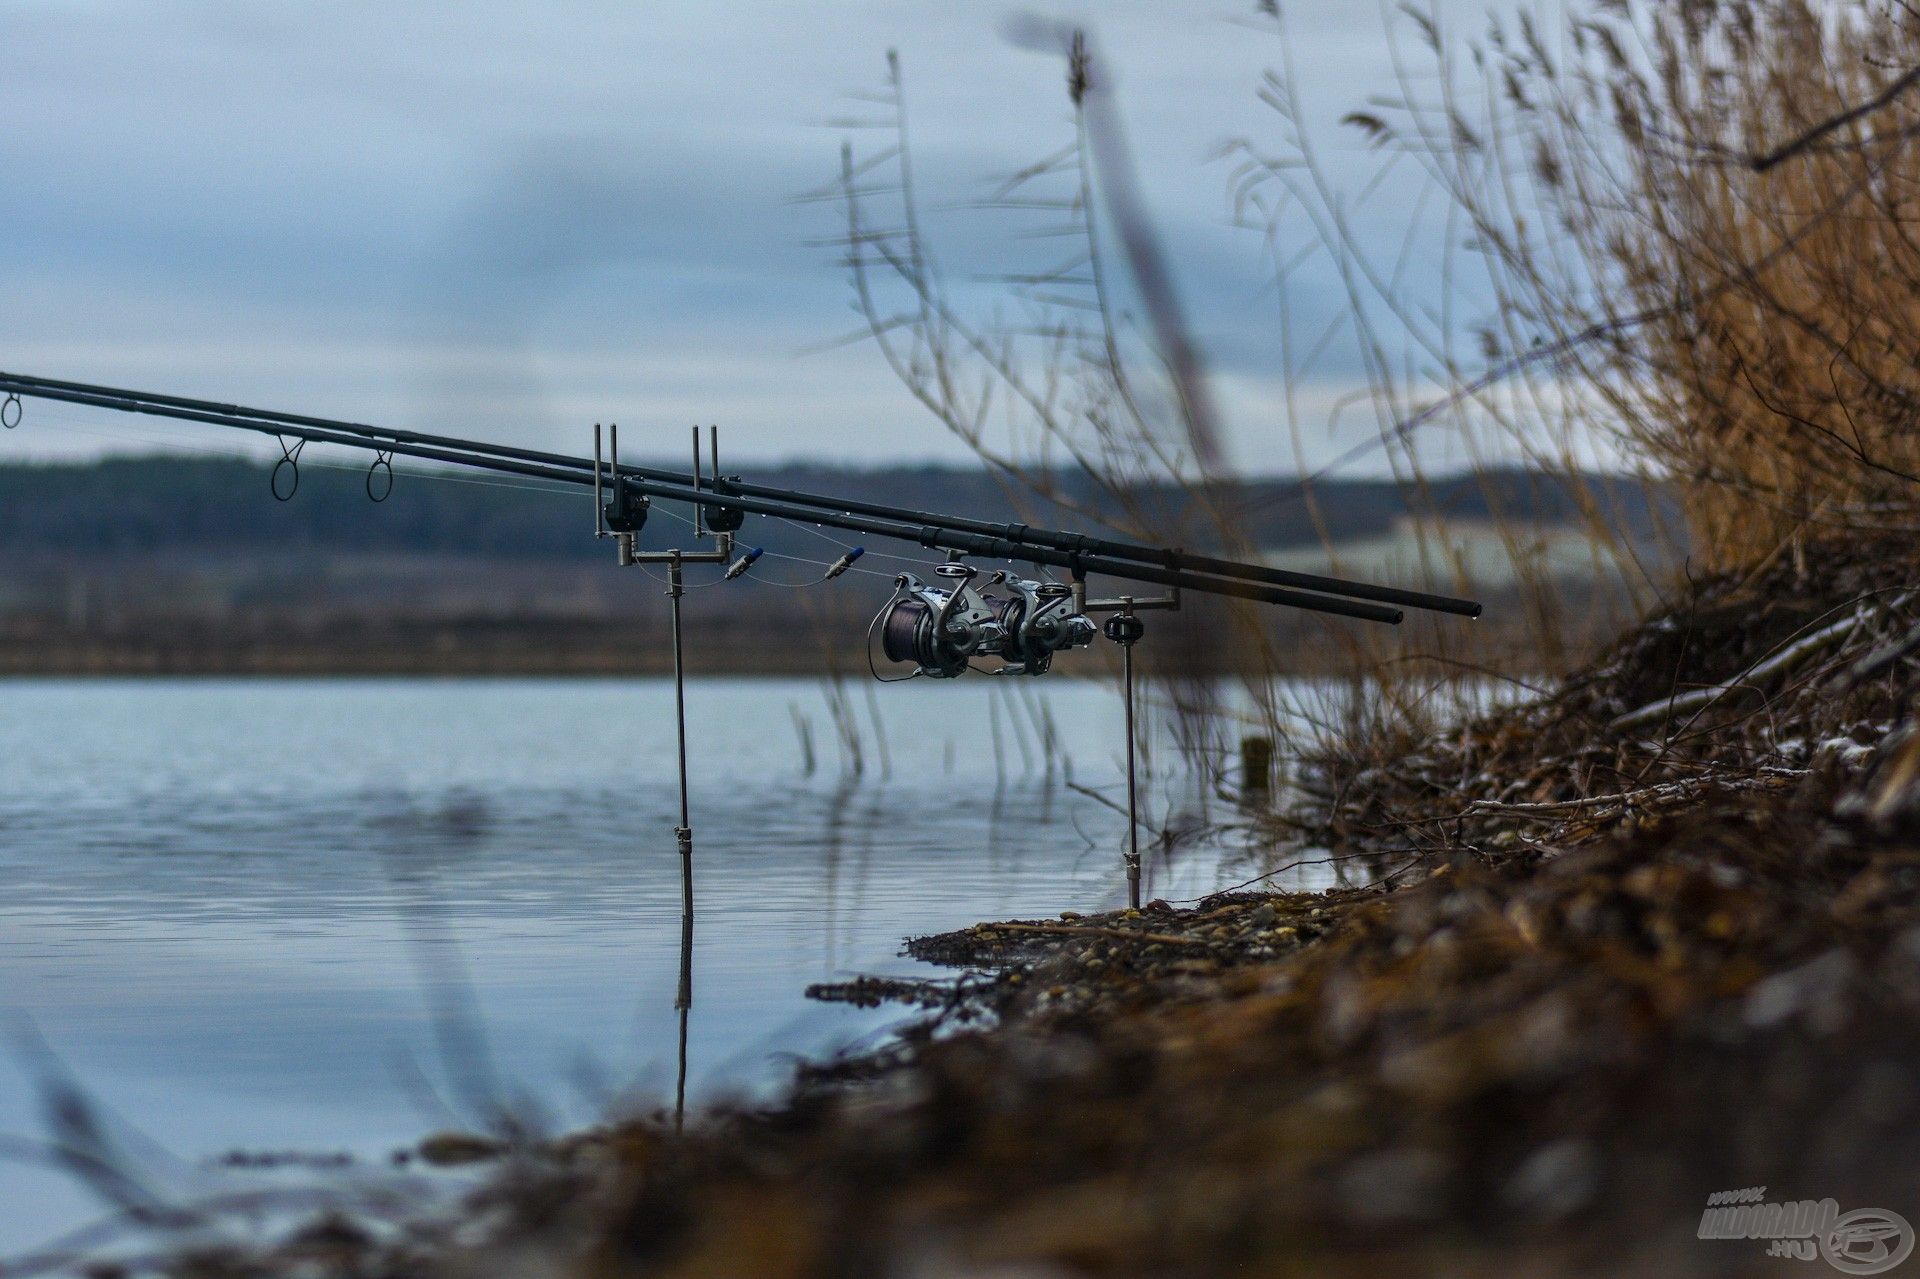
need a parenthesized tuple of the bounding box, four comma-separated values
(270, 436, 305, 502)
(366, 448, 395, 503)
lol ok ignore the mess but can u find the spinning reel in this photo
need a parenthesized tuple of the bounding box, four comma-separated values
(877, 562, 1096, 678)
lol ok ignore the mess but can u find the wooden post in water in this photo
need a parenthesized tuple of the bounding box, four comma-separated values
(1241, 735, 1274, 802)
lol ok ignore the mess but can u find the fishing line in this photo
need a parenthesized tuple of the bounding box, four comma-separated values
(648, 500, 939, 587)
(756, 548, 901, 586)
(865, 584, 923, 683)
(600, 486, 834, 586)
(621, 507, 736, 589)
(766, 510, 963, 572)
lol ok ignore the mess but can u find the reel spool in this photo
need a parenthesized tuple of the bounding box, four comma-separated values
(880, 599, 968, 678)
(879, 563, 1002, 678)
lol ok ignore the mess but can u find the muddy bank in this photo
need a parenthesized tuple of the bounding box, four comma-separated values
(70, 535, 1920, 1276)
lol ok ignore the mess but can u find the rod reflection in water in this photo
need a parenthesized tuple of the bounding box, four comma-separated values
(675, 906, 692, 1133)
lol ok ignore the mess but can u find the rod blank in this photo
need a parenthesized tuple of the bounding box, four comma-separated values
(0, 370, 1480, 625)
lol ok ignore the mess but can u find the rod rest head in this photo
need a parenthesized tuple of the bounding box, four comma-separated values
(603, 482, 650, 533)
(702, 476, 746, 532)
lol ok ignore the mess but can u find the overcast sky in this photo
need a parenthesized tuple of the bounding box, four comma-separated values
(0, 1, 1530, 475)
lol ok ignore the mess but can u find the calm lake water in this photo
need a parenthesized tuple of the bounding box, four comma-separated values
(0, 677, 1303, 1254)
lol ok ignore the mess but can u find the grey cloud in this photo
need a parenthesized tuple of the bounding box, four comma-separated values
(0, 0, 1513, 471)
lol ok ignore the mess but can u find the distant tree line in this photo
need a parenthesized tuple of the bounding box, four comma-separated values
(0, 455, 1659, 561)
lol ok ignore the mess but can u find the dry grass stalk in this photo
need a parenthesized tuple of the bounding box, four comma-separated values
(1267, 1, 1920, 576)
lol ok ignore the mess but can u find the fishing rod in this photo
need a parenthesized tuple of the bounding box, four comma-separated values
(0, 369, 1484, 906)
(0, 369, 1480, 618)
(0, 369, 1406, 621)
